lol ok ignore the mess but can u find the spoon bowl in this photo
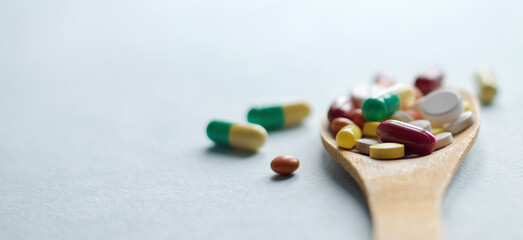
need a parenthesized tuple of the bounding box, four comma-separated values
(321, 89, 480, 240)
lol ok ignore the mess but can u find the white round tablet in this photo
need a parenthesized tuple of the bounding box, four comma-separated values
(446, 111, 475, 135)
(421, 89, 464, 126)
(409, 120, 432, 132)
(392, 111, 413, 122)
(434, 132, 454, 150)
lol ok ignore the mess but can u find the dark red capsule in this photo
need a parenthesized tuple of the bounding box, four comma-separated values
(415, 68, 443, 95)
(327, 96, 355, 122)
(377, 120, 436, 155)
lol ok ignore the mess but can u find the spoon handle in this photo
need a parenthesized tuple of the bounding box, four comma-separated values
(366, 184, 443, 240)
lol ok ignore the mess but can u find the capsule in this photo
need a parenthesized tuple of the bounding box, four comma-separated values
(206, 120, 268, 151)
(336, 124, 362, 149)
(248, 101, 311, 130)
(350, 84, 387, 108)
(415, 67, 443, 95)
(476, 68, 498, 105)
(377, 120, 436, 155)
(362, 83, 416, 121)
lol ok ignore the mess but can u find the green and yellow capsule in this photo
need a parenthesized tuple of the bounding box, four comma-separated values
(362, 83, 415, 121)
(247, 101, 311, 130)
(476, 68, 497, 105)
(206, 120, 268, 151)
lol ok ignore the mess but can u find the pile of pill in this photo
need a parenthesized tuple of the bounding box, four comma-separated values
(328, 68, 485, 160)
(206, 101, 311, 175)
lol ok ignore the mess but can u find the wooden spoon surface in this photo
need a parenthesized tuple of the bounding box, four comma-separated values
(321, 90, 481, 240)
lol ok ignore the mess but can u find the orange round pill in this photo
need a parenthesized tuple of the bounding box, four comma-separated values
(271, 155, 300, 175)
(331, 117, 355, 134)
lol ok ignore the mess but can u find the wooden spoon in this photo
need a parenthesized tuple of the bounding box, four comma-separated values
(321, 90, 480, 240)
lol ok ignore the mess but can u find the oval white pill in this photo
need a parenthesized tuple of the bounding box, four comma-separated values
(421, 89, 464, 126)
(355, 138, 380, 155)
(446, 111, 475, 135)
(434, 132, 454, 150)
(409, 120, 432, 132)
(391, 110, 413, 122)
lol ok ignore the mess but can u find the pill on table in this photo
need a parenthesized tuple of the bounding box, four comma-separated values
(421, 89, 464, 126)
(390, 110, 413, 122)
(336, 124, 362, 149)
(375, 72, 395, 87)
(207, 120, 268, 151)
(409, 120, 432, 132)
(248, 101, 311, 130)
(362, 83, 416, 121)
(446, 111, 475, 135)
(363, 122, 380, 137)
(432, 127, 445, 135)
(476, 68, 498, 105)
(377, 120, 436, 155)
(331, 117, 355, 134)
(370, 143, 405, 159)
(356, 138, 380, 155)
(271, 155, 300, 175)
(415, 67, 443, 95)
(350, 84, 387, 108)
(434, 132, 454, 150)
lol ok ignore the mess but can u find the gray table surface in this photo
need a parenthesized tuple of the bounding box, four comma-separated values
(1, 0, 523, 239)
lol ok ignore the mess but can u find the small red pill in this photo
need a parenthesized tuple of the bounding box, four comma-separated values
(271, 155, 300, 175)
(327, 96, 354, 122)
(377, 120, 436, 155)
(415, 68, 443, 95)
(331, 117, 355, 134)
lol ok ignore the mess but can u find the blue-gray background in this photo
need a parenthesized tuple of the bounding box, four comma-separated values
(1, 0, 522, 239)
